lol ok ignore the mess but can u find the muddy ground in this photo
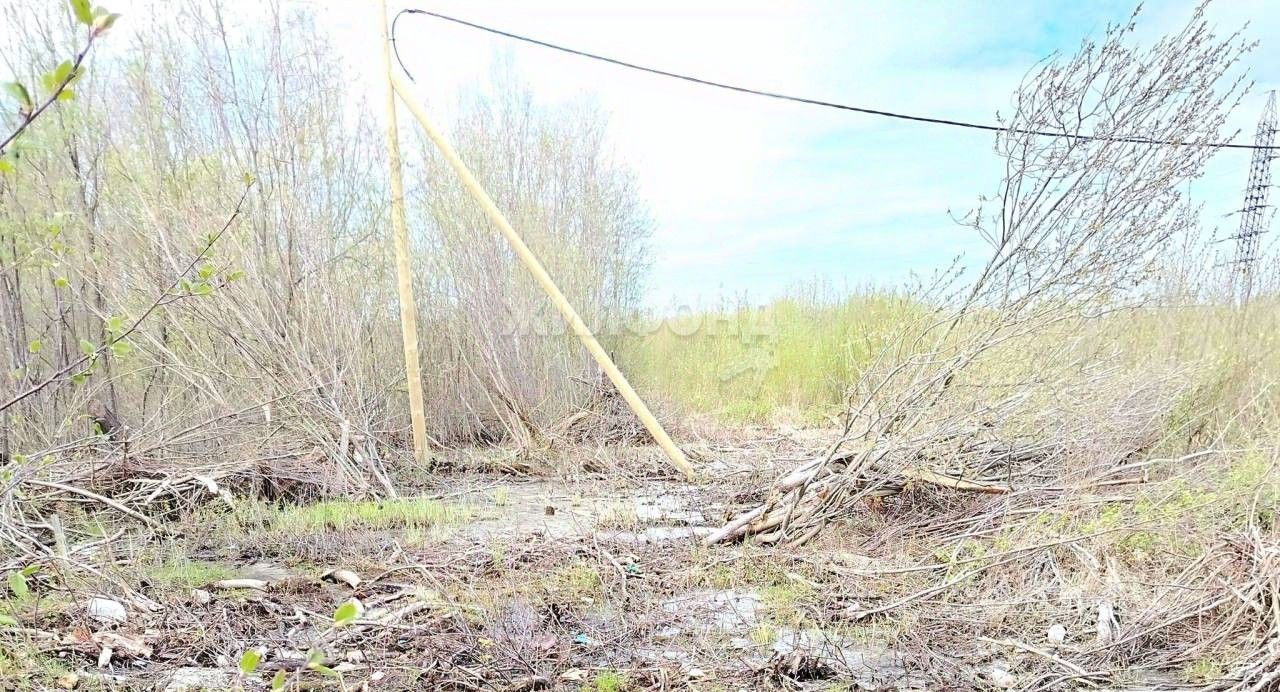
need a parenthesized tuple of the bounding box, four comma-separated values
(2, 426, 1201, 691)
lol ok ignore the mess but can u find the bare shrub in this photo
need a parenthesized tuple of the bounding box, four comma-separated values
(704, 6, 1273, 685)
(710, 2, 1252, 543)
(411, 67, 652, 445)
(0, 0, 654, 531)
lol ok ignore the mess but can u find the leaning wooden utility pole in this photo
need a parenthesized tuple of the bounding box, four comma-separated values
(388, 73, 696, 482)
(378, 0, 430, 467)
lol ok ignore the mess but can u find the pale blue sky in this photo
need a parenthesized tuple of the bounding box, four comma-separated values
(89, 0, 1280, 309)
(360, 0, 1279, 310)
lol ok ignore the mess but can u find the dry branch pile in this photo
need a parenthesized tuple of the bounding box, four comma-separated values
(555, 370, 657, 447)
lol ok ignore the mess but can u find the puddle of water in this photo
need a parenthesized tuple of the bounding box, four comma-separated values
(655, 589, 924, 688)
(633, 493, 705, 525)
(662, 589, 762, 632)
(597, 526, 715, 544)
(447, 480, 713, 542)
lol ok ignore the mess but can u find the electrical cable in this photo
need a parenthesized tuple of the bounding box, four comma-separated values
(392, 8, 1278, 151)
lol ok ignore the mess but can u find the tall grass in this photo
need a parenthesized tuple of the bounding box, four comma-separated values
(624, 289, 926, 422)
(630, 289, 1280, 439)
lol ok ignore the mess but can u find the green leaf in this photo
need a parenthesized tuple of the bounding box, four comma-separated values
(238, 649, 261, 675)
(241, 171, 255, 186)
(7, 572, 28, 599)
(92, 7, 121, 33)
(27, 340, 41, 354)
(225, 269, 245, 283)
(270, 671, 286, 690)
(19, 566, 39, 577)
(56, 89, 75, 102)
(197, 263, 216, 280)
(3, 82, 32, 109)
(70, 373, 87, 386)
(109, 341, 132, 357)
(106, 315, 124, 333)
(0, 158, 13, 175)
(0, 614, 17, 627)
(40, 61, 75, 93)
(78, 339, 95, 356)
(305, 649, 324, 667)
(192, 283, 212, 296)
(53, 276, 68, 289)
(69, 0, 94, 25)
(53, 60, 74, 84)
(311, 665, 339, 679)
(333, 601, 357, 627)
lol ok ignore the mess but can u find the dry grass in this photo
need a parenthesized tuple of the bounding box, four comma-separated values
(1, 1, 1277, 690)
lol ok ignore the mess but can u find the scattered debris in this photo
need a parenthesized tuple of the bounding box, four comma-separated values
(989, 664, 1016, 689)
(86, 597, 127, 626)
(210, 579, 269, 591)
(92, 632, 152, 660)
(766, 650, 833, 682)
(558, 668, 586, 682)
(320, 568, 362, 589)
(1096, 602, 1118, 645)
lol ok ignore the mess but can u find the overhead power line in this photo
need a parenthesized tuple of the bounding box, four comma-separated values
(393, 8, 1279, 152)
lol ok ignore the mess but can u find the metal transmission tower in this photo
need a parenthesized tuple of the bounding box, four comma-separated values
(1233, 91, 1278, 304)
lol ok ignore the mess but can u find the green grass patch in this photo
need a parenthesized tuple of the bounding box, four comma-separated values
(594, 502, 639, 530)
(548, 562, 601, 599)
(749, 623, 778, 646)
(1182, 657, 1226, 684)
(0, 648, 86, 691)
(760, 581, 816, 624)
(588, 670, 628, 692)
(144, 558, 237, 590)
(226, 497, 469, 536)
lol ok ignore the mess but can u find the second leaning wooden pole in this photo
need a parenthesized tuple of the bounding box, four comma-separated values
(389, 74, 695, 481)
(378, 0, 430, 467)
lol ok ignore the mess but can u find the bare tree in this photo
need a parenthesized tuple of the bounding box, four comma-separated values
(410, 66, 653, 444)
(1, 0, 657, 515)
